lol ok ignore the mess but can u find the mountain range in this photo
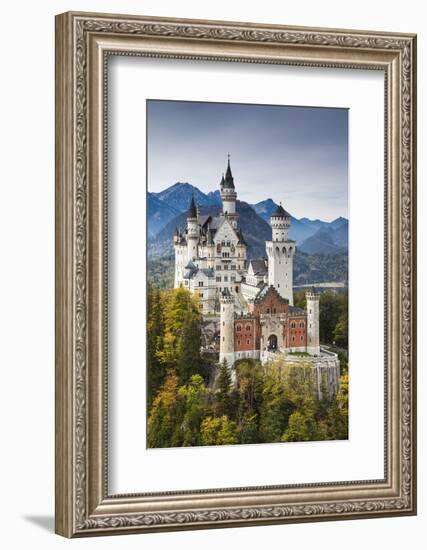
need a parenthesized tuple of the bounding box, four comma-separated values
(148, 182, 348, 257)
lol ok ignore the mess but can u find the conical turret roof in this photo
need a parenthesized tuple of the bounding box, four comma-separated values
(272, 202, 290, 218)
(223, 154, 235, 189)
(187, 195, 197, 218)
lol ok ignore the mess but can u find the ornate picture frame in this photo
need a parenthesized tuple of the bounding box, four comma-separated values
(55, 11, 417, 537)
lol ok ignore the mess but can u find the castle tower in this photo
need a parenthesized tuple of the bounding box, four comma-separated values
(220, 155, 238, 229)
(219, 288, 235, 368)
(306, 288, 320, 355)
(173, 227, 185, 288)
(205, 223, 215, 269)
(186, 196, 199, 262)
(236, 229, 247, 265)
(265, 204, 295, 305)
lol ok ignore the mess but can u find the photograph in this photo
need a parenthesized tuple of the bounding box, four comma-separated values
(52, 8, 416, 538)
(146, 100, 349, 448)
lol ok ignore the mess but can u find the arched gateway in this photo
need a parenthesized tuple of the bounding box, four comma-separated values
(268, 334, 278, 351)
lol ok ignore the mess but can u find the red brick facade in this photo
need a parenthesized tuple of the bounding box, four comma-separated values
(234, 318, 257, 352)
(233, 286, 307, 352)
(287, 316, 307, 348)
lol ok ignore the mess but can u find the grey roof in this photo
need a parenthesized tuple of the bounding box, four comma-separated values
(209, 216, 223, 230)
(183, 261, 198, 279)
(200, 215, 212, 228)
(183, 264, 214, 280)
(249, 259, 267, 276)
(200, 268, 215, 278)
(289, 306, 305, 315)
(237, 229, 247, 246)
(272, 203, 290, 218)
(253, 283, 268, 302)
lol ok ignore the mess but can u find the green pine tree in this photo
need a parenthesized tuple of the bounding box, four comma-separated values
(214, 359, 233, 417)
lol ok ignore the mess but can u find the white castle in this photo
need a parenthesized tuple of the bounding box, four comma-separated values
(174, 156, 295, 311)
(172, 157, 336, 368)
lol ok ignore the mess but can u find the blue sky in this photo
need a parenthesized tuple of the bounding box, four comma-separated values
(147, 100, 348, 221)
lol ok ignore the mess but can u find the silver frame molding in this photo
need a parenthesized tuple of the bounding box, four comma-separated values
(55, 11, 417, 538)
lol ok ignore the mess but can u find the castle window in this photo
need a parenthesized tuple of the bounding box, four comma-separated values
(247, 339, 250, 345)
(216, 276, 221, 282)
(223, 264, 229, 270)
(216, 265, 221, 270)
(236, 325, 242, 332)
(237, 340, 241, 345)
(292, 336, 295, 342)
(266, 308, 270, 314)
(299, 322, 305, 328)
(291, 322, 296, 328)
(231, 264, 236, 270)
(246, 324, 251, 332)
(224, 276, 228, 282)
(198, 281, 203, 287)
(221, 241, 225, 246)
(226, 241, 231, 247)
(231, 276, 235, 282)
(199, 293, 203, 298)
(301, 335, 304, 341)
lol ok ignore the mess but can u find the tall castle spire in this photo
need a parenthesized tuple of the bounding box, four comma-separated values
(223, 153, 235, 189)
(220, 154, 238, 228)
(188, 195, 197, 219)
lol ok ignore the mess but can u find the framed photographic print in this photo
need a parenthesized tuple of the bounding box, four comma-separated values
(55, 11, 417, 537)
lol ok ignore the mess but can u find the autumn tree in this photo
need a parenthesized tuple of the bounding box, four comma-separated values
(258, 361, 293, 442)
(175, 375, 210, 447)
(235, 359, 264, 418)
(147, 285, 166, 406)
(147, 371, 179, 448)
(157, 287, 202, 384)
(200, 416, 238, 446)
(325, 372, 349, 440)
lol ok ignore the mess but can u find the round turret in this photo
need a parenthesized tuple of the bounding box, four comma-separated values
(186, 196, 199, 261)
(271, 203, 291, 242)
(219, 288, 235, 368)
(306, 288, 320, 355)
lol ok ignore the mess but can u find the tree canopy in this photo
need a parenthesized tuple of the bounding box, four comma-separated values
(147, 287, 348, 448)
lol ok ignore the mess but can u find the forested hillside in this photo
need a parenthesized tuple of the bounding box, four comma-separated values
(146, 286, 348, 448)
